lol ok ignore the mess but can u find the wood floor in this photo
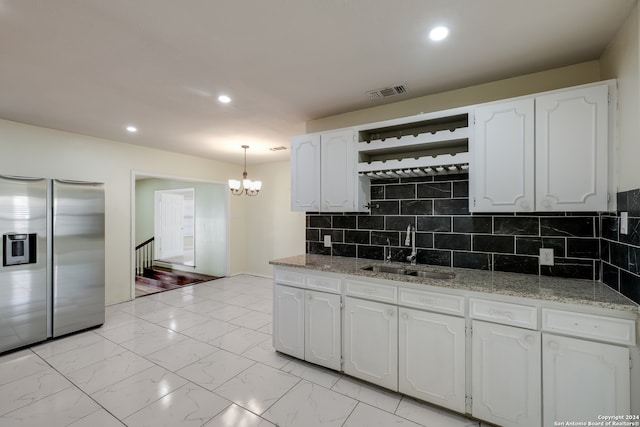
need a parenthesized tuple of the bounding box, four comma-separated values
(135, 266, 219, 297)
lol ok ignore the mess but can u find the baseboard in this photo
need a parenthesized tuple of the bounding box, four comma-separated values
(228, 272, 273, 279)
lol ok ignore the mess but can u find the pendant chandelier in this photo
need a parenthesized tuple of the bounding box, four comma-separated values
(228, 145, 262, 196)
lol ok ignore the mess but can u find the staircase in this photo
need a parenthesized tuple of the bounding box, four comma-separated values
(135, 238, 220, 296)
(135, 237, 155, 275)
(135, 266, 220, 297)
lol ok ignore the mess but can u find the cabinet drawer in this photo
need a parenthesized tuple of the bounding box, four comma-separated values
(469, 298, 537, 330)
(306, 274, 341, 294)
(398, 288, 465, 316)
(542, 308, 636, 346)
(345, 279, 397, 304)
(274, 269, 305, 288)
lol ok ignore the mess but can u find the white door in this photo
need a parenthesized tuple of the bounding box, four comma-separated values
(343, 297, 398, 390)
(399, 307, 466, 413)
(535, 84, 608, 211)
(290, 134, 321, 211)
(156, 192, 184, 260)
(472, 321, 541, 427)
(320, 129, 356, 212)
(542, 334, 630, 425)
(273, 285, 305, 359)
(472, 98, 535, 212)
(305, 290, 341, 370)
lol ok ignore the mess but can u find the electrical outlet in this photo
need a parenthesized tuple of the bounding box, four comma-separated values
(621, 212, 629, 235)
(323, 235, 332, 248)
(539, 248, 554, 266)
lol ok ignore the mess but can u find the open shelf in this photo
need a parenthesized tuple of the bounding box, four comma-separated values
(356, 112, 470, 176)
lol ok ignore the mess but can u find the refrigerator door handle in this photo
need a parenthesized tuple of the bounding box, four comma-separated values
(54, 179, 103, 185)
(0, 175, 47, 182)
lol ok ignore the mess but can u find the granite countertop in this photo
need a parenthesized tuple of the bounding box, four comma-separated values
(270, 254, 640, 313)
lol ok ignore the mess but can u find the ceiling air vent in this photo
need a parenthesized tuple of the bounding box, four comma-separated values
(366, 85, 408, 100)
(269, 146, 287, 152)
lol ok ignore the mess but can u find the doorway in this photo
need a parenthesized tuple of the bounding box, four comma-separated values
(133, 175, 228, 299)
(154, 188, 195, 266)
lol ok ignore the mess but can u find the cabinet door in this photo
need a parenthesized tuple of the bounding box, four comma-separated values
(535, 85, 608, 211)
(320, 129, 357, 212)
(542, 334, 630, 426)
(343, 297, 398, 390)
(305, 290, 341, 370)
(273, 285, 305, 359)
(399, 308, 466, 413)
(291, 133, 321, 211)
(472, 98, 534, 212)
(472, 321, 541, 427)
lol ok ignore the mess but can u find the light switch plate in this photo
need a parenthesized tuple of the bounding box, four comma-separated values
(621, 212, 628, 235)
(323, 235, 332, 248)
(540, 248, 554, 266)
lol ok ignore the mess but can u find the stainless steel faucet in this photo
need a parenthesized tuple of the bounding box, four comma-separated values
(384, 238, 392, 263)
(405, 224, 417, 265)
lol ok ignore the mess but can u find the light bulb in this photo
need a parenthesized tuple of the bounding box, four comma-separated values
(429, 26, 449, 41)
(228, 179, 241, 190)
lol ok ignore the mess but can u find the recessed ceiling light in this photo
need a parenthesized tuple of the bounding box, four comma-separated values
(218, 95, 231, 104)
(126, 126, 137, 133)
(429, 26, 449, 41)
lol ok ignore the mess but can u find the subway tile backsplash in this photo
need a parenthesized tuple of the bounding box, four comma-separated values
(601, 188, 640, 304)
(306, 174, 640, 304)
(307, 174, 602, 281)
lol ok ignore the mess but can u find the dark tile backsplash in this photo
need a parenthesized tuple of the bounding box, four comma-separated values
(306, 174, 640, 303)
(601, 188, 640, 303)
(306, 175, 640, 304)
(307, 175, 598, 277)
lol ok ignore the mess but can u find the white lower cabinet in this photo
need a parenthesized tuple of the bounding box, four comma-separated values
(274, 284, 342, 370)
(273, 284, 305, 359)
(273, 267, 638, 427)
(542, 334, 630, 425)
(305, 289, 341, 370)
(471, 320, 541, 427)
(343, 296, 398, 390)
(398, 307, 466, 412)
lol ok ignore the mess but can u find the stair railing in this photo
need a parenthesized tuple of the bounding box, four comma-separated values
(135, 237, 155, 275)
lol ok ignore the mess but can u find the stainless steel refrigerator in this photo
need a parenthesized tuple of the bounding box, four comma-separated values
(0, 176, 105, 354)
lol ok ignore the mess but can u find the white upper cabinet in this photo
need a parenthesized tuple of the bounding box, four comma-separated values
(473, 98, 535, 212)
(290, 133, 321, 211)
(291, 129, 369, 212)
(535, 84, 608, 211)
(320, 130, 359, 212)
(471, 82, 612, 212)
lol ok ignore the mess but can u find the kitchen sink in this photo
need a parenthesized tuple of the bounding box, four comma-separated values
(361, 264, 455, 280)
(361, 265, 411, 275)
(405, 270, 455, 280)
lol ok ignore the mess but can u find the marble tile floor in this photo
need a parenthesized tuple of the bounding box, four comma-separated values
(0, 274, 486, 427)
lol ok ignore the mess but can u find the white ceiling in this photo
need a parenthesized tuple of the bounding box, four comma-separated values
(0, 0, 635, 165)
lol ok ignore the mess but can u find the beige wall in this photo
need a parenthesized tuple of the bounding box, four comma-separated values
(244, 161, 306, 277)
(307, 61, 601, 133)
(601, 2, 640, 193)
(0, 119, 249, 305)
